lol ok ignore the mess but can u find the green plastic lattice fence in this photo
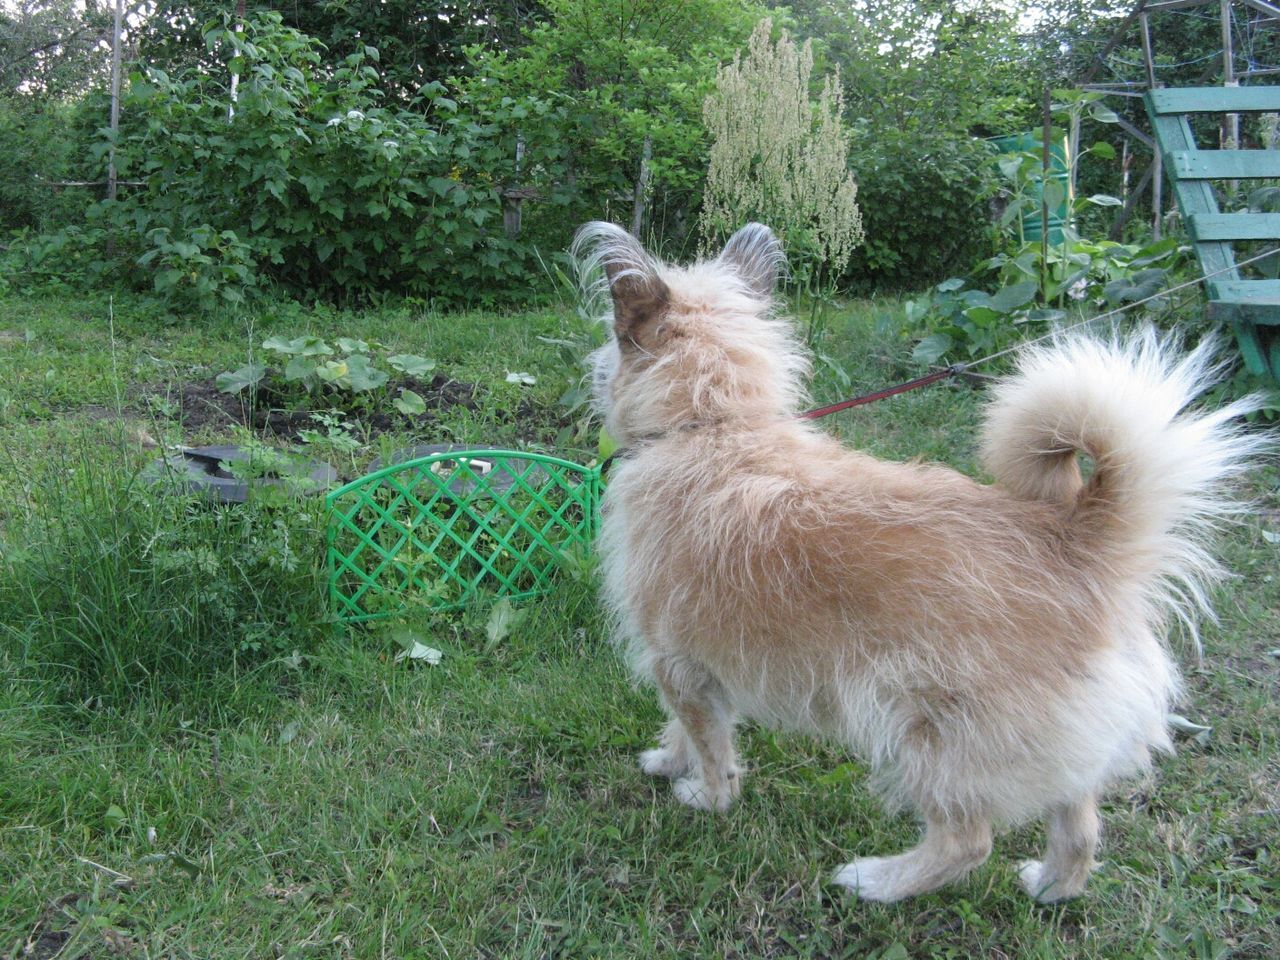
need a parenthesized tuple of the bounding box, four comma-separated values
(326, 449, 602, 623)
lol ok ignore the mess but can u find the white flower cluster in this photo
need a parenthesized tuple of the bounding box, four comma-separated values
(700, 19, 864, 278)
(326, 109, 366, 127)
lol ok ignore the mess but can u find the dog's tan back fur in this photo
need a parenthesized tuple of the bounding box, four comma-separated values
(574, 221, 1265, 903)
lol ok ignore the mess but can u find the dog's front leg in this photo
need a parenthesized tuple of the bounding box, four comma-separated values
(649, 656, 741, 812)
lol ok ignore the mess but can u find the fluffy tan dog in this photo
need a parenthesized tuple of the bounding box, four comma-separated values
(575, 221, 1265, 903)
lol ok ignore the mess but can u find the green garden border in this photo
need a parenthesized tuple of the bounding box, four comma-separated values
(326, 449, 602, 624)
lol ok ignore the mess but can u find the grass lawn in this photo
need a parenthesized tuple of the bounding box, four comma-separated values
(0, 291, 1277, 959)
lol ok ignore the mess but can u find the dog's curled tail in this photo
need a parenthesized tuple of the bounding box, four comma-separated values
(981, 328, 1269, 641)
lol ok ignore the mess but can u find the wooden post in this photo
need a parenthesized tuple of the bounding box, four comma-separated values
(630, 135, 653, 238)
(107, 0, 123, 203)
(1221, 1, 1239, 146)
(1141, 11, 1162, 240)
(503, 135, 526, 239)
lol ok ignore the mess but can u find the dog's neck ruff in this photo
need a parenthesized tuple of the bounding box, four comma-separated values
(604, 418, 727, 470)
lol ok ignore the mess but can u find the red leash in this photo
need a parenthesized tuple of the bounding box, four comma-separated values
(799, 364, 967, 420)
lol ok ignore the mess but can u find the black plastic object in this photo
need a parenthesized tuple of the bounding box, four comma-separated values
(368, 444, 551, 495)
(143, 445, 337, 503)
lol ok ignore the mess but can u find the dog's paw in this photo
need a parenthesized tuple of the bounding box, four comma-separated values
(672, 774, 738, 812)
(639, 747, 691, 780)
(1017, 860, 1078, 903)
(832, 857, 905, 903)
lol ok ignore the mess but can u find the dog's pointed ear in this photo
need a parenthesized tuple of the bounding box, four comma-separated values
(719, 223, 785, 298)
(573, 221, 670, 349)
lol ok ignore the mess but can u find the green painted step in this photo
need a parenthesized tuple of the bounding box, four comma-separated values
(1189, 213, 1280, 242)
(1145, 86, 1280, 380)
(1167, 150, 1280, 180)
(1149, 87, 1280, 115)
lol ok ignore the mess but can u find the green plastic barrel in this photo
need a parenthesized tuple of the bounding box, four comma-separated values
(990, 131, 1072, 244)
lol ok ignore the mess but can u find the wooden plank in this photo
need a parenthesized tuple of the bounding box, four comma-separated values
(1190, 212, 1280, 241)
(1207, 279, 1280, 308)
(1149, 86, 1280, 115)
(1167, 150, 1280, 180)
(1147, 96, 1237, 280)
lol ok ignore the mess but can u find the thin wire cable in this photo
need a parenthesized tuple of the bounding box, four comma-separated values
(1107, 50, 1223, 69)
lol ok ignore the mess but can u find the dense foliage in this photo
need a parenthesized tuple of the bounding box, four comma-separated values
(1, 1, 1275, 312)
(102, 13, 570, 306)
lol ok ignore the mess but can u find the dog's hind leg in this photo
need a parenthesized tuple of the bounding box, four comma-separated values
(650, 655, 741, 812)
(833, 816, 993, 903)
(1017, 793, 1100, 902)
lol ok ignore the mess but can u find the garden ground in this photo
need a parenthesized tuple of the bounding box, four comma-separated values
(0, 292, 1276, 959)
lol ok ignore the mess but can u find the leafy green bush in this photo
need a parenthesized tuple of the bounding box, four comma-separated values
(843, 132, 999, 293)
(0, 223, 112, 291)
(0, 97, 92, 234)
(906, 235, 1190, 365)
(105, 12, 568, 308)
(900, 96, 1195, 365)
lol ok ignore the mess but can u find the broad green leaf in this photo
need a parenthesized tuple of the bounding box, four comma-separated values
(344, 354, 389, 392)
(393, 389, 426, 415)
(263, 335, 331, 357)
(386, 354, 437, 377)
(912, 333, 953, 364)
(486, 598, 528, 649)
(336, 337, 371, 354)
(935, 277, 965, 292)
(215, 362, 266, 394)
(283, 355, 317, 383)
(1089, 102, 1119, 123)
(962, 306, 1001, 326)
(296, 336, 332, 357)
(317, 359, 349, 383)
(1090, 141, 1117, 160)
(999, 202, 1024, 227)
(598, 427, 619, 460)
(988, 281, 1039, 313)
(1042, 180, 1067, 212)
(1023, 308, 1067, 324)
(104, 804, 127, 830)
(996, 155, 1023, 181)
(1084, 193, 1123, 207)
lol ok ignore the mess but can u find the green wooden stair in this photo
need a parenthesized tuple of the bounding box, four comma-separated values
(1146, 86, 1280, 379)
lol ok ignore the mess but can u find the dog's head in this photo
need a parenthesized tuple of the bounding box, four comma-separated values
(573, 222, 808, 445)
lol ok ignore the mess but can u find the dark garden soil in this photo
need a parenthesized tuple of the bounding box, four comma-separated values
(135, 373, 481, 444)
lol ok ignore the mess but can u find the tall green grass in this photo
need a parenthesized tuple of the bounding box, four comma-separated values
(0, 438, 331, 707)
